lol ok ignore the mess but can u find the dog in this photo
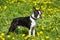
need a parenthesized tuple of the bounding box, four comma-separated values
(7, 7, 42, 36)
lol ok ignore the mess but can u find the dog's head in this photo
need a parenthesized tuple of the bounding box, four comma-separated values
(31, 7, 42, 20)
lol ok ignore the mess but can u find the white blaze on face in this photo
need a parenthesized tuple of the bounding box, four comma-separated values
(32, 13, 35, 18)
(37, 11, 41, 18)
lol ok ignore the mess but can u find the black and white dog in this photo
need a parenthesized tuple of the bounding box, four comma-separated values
(8, 7, 42, 36)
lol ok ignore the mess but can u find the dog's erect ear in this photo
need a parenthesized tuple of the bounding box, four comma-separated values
(39, 7, 42, 14)
(33, 7, 36, 11)
(39, 7, 42, 11)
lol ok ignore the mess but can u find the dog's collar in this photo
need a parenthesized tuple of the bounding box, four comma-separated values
(31, 16, 37, 20)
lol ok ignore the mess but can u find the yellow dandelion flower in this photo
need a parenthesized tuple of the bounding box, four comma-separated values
(1, 33, 4, 36)
(6, 1, 8, 3)
(18, 2, 20, 6)
(37, 1, 40, 4)
(33, 1, 37, 5)
(58, 6, 60, 8)
(11, 0, 14, 4)
(15, 0, 18, 2)
(7, 35, 11, 38)
(12, 37, 15, 40)
(40, 31, 43, 34)
(22, 34, 25, 37)
(57, 10, 60, 12)
(0, 35, 2, 38)
(56, 38, 59, 40)
(4, 6, 7, 10)
(23, 0, 26, 2)
(42, 38, 45, 40)
(1, 38, 5, 40)
(42, 25, 45, 30)
(0, 6, 1, 9)
(48, 15, 51, 17)
(32, 38, 35, 40)
(43, 2, 48, 4)
(41, 0, 44, 2)
(45, 36, 49, 39)
(48, 8, 53, 11)
(48, 2, 52, 4)
(41, 6, 46, 11)
(0, 36, 5, 40)
(36, 7, 39, 10)
(33, 1, 36, 4)
(25, 35, 31, 39)
(37, 32, 40, 36)
(42, 14, 45, 17)
(54, 10, 57, 12)
(29, 0, 32, 2)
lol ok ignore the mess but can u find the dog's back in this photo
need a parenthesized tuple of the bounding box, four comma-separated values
(13, 16, 31, 28)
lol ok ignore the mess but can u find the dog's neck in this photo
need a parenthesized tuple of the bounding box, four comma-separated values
(31, 16, 37, 20)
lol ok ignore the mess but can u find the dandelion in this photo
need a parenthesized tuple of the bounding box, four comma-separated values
(42, 38, 45, 40)
(41, 26, 45, 30)
(11, 0, 14, 4)
(25, 35, 31, 39)
(56, 10, 60, 12)
(41, 6, 46, 11)
(23, 0, 26, 2)
(43, 2, 48, 4)
(15, 0, 18, 2)
(56, 38, 59, 40)
(33, 1, 37, 5)
(7, 35, 11, 38)
(42, 14, 45, 17)
(29, 0, 32, 2)
(45, 36, 49, 39)
(48, 8, 53, 11)
(37, 1, 40, 4)
(48, 15, 51, 17)
(12, 37, 15, 40)
(48, 1, 52, 4)
(40, 31, 43, 34)
(0, 35, 5, 40)
(1, 33, 4, 36)
(37, 32, 40, 36)
(54, 10, 57, 12)
(32, 38, 35, 40)
(6, 1, 8, 3)
(22, 34, 25, 37)
(41, 0, 44, 2)
(4, 6, 7, 10)
(0, 6, 1, 9)
(18, 2, 20, 6)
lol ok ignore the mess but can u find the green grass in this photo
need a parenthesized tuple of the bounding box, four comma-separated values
(0, 0, 60, 40)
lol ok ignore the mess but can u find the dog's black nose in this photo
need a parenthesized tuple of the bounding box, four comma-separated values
(40, 15, 42, 19)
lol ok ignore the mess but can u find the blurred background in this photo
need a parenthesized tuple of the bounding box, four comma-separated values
(0, 0, 60, 40)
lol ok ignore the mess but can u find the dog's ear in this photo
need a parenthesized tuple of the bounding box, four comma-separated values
(39, 7, 42, 14)
(39, 7, 42, 11)
(33, 7, 36, 11)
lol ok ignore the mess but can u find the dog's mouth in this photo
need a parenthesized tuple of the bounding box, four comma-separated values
(40, 16, 42, 19)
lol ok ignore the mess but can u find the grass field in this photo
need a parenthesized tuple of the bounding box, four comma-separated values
(0, 0, 60, 40)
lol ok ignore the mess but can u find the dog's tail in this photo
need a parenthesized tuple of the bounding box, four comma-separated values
(7, 19, 18, 35)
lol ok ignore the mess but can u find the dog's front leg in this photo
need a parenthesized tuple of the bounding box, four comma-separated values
(32, 28, 35, 36)
(28, 27, 32, 36)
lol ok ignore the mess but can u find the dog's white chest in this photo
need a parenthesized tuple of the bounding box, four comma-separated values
(30, 17, 36, 27)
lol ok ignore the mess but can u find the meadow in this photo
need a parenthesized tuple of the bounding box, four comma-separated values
(0, 0, 60, 40)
